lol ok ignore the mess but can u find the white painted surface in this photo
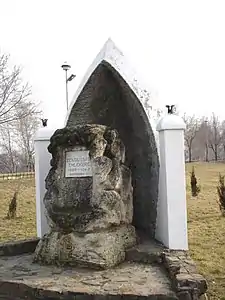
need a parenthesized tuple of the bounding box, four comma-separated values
(34, 127, 55, 237)
(157, 113, 186, 131)
(156, 114, 188, 250)
(65, 149, 92, 177)
(64, 39, 159, 145)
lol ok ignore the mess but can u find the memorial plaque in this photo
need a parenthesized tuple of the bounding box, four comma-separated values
(65, 149, 92, 177)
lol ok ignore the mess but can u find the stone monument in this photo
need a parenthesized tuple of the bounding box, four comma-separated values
(34, 124, 136, 269)
(0, 39, 208, 300)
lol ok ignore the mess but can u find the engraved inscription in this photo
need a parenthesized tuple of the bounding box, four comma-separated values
(65, 150, 92, 177)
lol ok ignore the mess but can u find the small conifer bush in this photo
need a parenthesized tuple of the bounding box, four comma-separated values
(190, 166, 200, 197)
(217, 173, 225, 216)
(6, 191, 18, 219)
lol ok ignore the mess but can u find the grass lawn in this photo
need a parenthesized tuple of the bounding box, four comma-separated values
(0, 164, 225, 299)
(0, 179, 36, 242)
(186, 162, 225, 300)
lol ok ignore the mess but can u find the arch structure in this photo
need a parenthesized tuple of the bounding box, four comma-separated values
(65, 39, 160, 238)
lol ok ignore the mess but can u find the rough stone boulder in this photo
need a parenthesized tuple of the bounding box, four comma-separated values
(34, 124, 136, 269)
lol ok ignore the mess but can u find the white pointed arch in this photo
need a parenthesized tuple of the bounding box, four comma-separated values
(65, 39, 160, 237)
(64, 39, 158, 140)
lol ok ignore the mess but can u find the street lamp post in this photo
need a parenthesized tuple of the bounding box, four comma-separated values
(61, 62, 76, 111)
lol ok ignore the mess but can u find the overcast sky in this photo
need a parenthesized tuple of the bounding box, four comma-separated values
(0, 0, 225, 128)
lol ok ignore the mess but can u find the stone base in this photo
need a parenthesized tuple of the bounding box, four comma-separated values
(0, 254, 177, 300)
(0, 238, 208, 299)
(33, 225, 136, 269)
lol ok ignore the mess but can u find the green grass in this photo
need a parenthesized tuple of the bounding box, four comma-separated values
(0, 178, 36, 242)
(186, 162, 225, 300)
(0, 164, 225, 299)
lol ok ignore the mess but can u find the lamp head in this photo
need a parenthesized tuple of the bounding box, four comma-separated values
(61, 62, 71, 71)
(67, 74, 76, 82)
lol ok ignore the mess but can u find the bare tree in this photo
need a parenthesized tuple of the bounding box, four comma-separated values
(203, 119, 210, 162)
(0, 51, 41, 172)
(0, 122, 17, 172)
(14, 102, 40, 171)
(0, 52, 38, 124)
(0, 106, 40, 172)
(143, 93, 152, 118)
(220, 120, 225, 160)
(183, 114, 200, 162)
(208, 113, 222, 161)
(193, 117, 210, 162)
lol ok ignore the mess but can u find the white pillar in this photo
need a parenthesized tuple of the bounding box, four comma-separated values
(155, 114, 188, 250)
(34, 128, 55, 238)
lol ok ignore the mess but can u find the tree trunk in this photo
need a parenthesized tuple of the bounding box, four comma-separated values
(223, 145, 225, 161)
(215, 145, 218, 161)
(205, 144, 209, 162)
(188, 147, 192, 162)
(211, 144, 218, 161)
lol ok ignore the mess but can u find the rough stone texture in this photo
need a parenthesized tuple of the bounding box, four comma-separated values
(124, 239, 208, 300)
(0, 238, 39, 256)
(66, 62, 159, 237)
(0, 239, 208, 300)
(0, 253, 177, 300)
(34, 125, 136, 268)
(161, 251, 207, 299)
(125, 235, 165, 264)
(34, 225, 136, 269)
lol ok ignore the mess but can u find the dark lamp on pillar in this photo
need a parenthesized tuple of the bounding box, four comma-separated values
(41, 119, 48, 127)
(166, 105, 176, 114)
